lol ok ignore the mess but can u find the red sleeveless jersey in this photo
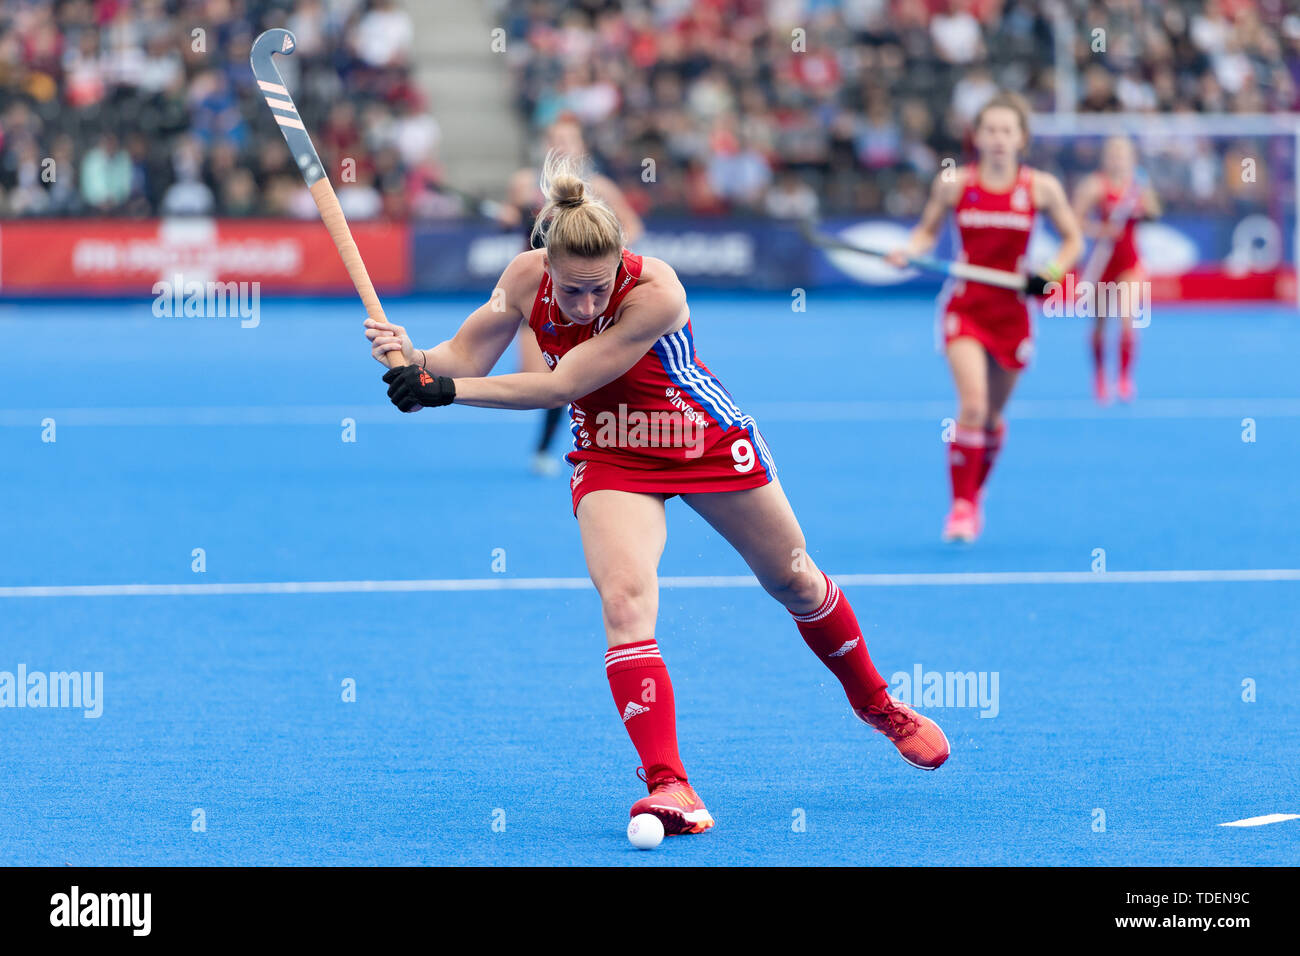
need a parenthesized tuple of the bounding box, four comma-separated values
(937, 165, 1038, 369)
(948, 164, 1036, 314)
(1095, 176, 1141, 280)
(526, 248, 776, 481)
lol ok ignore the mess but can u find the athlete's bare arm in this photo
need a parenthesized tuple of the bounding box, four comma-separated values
(364, 252, 539, 377)
(889, 170, 962, 265)
(1033, 170, 1084, 275)
(454, 258, 687, 411)
(1071, 173, 1109, 240)
(1140, 183, 1162, 220)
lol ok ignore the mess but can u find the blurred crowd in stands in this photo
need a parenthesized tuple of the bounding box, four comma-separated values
(505, 0, 1300, 219)
(1, 0, 1297, 220)
(0, 0, 453, 220)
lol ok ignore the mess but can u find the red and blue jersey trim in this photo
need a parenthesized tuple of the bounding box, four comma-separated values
(650, 321, 776, 478)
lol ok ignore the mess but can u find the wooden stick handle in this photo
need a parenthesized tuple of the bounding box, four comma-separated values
(309, 178, 406, 369)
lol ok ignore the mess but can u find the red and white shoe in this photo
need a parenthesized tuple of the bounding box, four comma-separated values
(855, 696, 951, 770)
(1094, 369, 1111, 405)
(1116, 373, 1136, 403)
(631, 771, 715, 835)
(942, 498, 980, 543)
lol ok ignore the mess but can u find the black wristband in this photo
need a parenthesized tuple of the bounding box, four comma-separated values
(382, 365, 456, 412)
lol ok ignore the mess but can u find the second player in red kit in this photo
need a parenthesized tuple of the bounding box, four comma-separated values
(366, 151, 950, 837)
(1073, 136, 1160, 404)
(891, 92, 1083, 543)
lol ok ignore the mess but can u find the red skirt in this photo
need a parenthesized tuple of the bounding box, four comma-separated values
(567, 422, 776, 515)
(940, 299, 1034, 371)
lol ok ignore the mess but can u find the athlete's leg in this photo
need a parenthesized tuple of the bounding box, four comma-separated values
(576, 489, 683, 781)
(537, 407, 564, 452)
(979, 350, 1021, 492)
(577, 488, 713, 827)
(1114, 268, 1140, 401)
(681, 479, 949, 769)
(1091, 313, 1108, 403)
(948, 335, 990, 432)
(680, 480, 887, 707)
(984, 351, 1021, 430)
(577, 489, 666, 648)
(944, 336, 989, 538)
(681, 479, 821, 610)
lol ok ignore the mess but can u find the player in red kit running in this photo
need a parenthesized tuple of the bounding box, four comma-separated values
(1072, 136, 1160, 404)
(889, 93, 1082, 543)
(365, 151, 950, 836)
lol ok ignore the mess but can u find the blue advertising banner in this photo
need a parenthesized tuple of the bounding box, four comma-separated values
(411, 213, 1295, 296)
(410, 218, 814, 293)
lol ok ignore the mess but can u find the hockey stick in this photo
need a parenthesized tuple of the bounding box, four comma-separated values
(250, 27, 405, 370)
(1080, 172, 1147, 286)
(800, 218, 1029, 292)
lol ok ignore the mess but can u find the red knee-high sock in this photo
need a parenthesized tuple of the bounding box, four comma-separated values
(1091, 327, 1105, 375)
(949, 425, 985, 505)
(605, 640, 687, 785)
(979, 421, 1006, 491)
(791, 572, 889, 710)
(1119, 327, 1136, 377)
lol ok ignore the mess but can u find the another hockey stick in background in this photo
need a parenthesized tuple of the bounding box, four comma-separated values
(1080, 171, 1148, 286)
(799, 218, 1029, 292)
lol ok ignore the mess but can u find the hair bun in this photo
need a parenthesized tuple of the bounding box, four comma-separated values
(531, 149, 623, 258)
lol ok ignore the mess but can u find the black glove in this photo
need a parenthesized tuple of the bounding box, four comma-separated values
(382, 365, 455, 412)
(1024, 273, 1052, 297)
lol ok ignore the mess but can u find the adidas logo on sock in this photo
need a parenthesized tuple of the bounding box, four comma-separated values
(622, 701, 650, 722)
(828, 637, 860, 658)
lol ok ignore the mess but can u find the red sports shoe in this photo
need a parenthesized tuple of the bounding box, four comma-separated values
(1094, 369, 1111, 405)
(1116, 373, 1136, 403)
(855, 696, 951, 770)
(631, 771, 715, 835)
(942, 498, 980, 543)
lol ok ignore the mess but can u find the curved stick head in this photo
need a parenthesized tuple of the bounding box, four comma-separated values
(250, 28, 325, 187)
(250, 28, 297, 80)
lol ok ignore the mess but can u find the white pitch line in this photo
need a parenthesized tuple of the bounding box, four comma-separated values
(3, 398, 1300, 428)
(1218, 814, 1300, 828)
(2, 568, 1299, 599)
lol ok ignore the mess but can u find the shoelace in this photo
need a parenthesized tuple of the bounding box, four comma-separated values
(636, 767, 683, 794)
(866, 700, 919, 738)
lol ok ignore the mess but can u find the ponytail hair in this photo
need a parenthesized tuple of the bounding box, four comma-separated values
(530, 149, 624, 262)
